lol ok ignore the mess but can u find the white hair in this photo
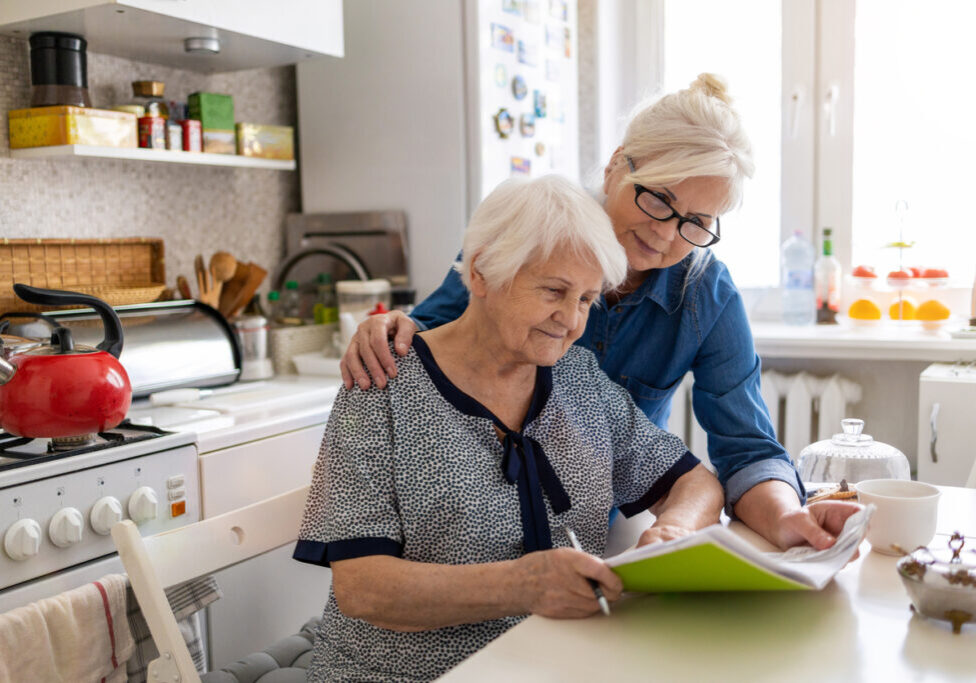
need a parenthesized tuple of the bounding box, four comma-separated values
(600, 73, 755, 287)
(620, 73, 755, 214)
(455, 175, 627, 292)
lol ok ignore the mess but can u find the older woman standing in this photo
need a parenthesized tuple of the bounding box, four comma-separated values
(341, 74, 860, 551)
(295, 176, 722, 682)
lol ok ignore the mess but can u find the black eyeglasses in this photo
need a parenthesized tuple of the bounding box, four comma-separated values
(625, 156, 721, 248)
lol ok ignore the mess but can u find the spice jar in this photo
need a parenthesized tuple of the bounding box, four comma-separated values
(130, 81, 169, 119)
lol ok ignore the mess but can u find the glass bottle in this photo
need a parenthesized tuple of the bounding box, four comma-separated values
(815, 227, 842, 324)
(313, 273, 339, 325)
(281, 280, 303, 324)
(781, 231, 816, 325)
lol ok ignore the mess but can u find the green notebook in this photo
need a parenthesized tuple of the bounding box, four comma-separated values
(605, 505, 872, 593)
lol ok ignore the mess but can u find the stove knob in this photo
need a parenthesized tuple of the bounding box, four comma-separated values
(90, 496, 124, 536)
(4, 519, 42, 561)
(49, 508, 85, 548)
(128, 486, 159, 525)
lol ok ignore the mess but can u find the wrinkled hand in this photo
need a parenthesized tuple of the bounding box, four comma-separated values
(636, 523, 694, 548)
(340, 311, 418, 390)
(517, 548, 623, 619)
(772, 501, 864, 551)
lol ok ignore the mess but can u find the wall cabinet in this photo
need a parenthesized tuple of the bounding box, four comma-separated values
(0, 0, 343, 72)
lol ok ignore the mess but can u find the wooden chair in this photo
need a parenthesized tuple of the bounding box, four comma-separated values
(111, 486, 310, 683)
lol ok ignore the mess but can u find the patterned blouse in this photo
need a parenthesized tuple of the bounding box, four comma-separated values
(294, 336, 697, 682)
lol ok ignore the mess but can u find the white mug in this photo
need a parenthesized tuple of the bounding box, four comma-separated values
(855, 479, 941, 555)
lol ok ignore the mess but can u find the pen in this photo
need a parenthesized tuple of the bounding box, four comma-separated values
(564, 526, 611, 616)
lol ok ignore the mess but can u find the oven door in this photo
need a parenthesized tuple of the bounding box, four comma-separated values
(0, 554, 122, 614)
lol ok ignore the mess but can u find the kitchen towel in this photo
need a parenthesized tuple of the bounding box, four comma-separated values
(0, 573, 134, 683)
(125, 574, 223, 682)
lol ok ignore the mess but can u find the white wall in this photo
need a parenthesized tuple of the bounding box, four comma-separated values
(296, 0, 468, 299)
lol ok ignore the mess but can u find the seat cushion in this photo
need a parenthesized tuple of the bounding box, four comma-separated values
(201, 618, 319, 683)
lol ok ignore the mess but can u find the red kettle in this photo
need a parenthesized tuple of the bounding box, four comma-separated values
(0, 284, 132, 438)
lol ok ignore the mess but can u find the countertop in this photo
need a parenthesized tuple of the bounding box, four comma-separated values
(440, 486, 976, 683)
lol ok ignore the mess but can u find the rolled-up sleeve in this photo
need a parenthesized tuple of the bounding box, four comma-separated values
(689, 278, 805, 514)
(293, 383, 403, 567)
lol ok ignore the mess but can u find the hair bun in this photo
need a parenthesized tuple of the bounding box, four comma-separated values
(690, 73, 731, 105)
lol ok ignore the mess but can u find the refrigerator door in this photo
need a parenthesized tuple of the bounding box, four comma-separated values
(473, 0, 580, 199)
(917, 363, 976, 486)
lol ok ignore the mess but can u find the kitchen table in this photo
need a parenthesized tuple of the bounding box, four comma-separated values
(440, 486, 976, 683)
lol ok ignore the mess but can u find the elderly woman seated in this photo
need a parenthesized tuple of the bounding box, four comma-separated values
(293, 175, 724, 682)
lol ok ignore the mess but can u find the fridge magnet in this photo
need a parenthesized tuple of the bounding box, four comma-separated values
(502, 0, 522, 16)
(534, 141, 546, 156)
(564, 26, 572, 58)
(517, 39, 538, 67)
(511, 74, 528, 100)
(533, 90, 547, 118)
(491, 23, 515, 52)
(493, 108, 515, 138)
(510, 156, 531, 175)
(545, 24, 562, 51)
(523, 0, 541, 24)
(494, 63, 508, 87)
(549, 0, 568, 22)
(545, 59, 560, 82)
(519, 113, 536, 137)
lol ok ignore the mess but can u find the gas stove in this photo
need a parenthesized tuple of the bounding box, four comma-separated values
(0, 422, 199, 610)
(0, 422, 173, 473)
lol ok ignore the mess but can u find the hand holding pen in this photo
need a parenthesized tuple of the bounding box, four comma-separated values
(564, 526, 612, 616)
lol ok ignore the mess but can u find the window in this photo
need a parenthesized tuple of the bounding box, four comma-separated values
(850, 0, 976, 282)
(641, 0, 975, 299)
(660, 0, 783, 288)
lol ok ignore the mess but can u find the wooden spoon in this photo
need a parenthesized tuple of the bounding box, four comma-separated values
(176, 275, 192, 300)
(209, 251, 237, 306)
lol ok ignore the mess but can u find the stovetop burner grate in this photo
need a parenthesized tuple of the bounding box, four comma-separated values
(0, 422, 173, 472)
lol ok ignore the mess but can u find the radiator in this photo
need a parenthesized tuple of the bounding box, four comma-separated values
(665, 371, 862, 465)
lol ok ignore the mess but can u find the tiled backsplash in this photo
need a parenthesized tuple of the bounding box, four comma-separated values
(0, 35, 299, 297)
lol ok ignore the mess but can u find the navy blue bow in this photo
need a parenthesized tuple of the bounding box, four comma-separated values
(501, 432, 571, 553)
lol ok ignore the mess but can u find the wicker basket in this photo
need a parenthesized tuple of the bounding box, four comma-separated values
(270, 324, 336, 375)
(0, 238, 166, 313)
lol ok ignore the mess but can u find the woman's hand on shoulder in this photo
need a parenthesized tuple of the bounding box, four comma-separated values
(340, 311, 419, 390)
(516, 547, 622, 618)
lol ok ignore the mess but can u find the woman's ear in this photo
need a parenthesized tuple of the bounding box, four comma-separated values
(469, 254, 489, 298)
(603, 146, 625, 195)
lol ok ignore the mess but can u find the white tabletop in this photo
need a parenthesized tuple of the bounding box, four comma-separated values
(440, 487, 976, 683)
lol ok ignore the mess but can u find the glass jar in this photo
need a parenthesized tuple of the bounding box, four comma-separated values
(131, 80, 169, 119)
(797, 418, 911, 483)
(336, 279, 392, 324)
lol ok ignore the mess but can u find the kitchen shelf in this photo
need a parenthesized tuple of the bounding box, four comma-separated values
(10, 145, 296, 170)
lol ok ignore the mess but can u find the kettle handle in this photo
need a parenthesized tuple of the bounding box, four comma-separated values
(12, 284, 124, 358)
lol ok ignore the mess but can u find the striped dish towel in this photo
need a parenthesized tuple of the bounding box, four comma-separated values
(125, 575, 223, 682)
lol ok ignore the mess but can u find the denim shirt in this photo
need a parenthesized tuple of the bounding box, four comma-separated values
(411, 253, 805, 512)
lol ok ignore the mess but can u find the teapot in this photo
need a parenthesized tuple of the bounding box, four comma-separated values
(0, 284, 131, 438)
(797, 418, 911, 483)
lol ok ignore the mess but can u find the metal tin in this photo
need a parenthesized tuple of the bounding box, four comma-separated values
(138, 116, 167, 149)
(897, 532, 976, 633)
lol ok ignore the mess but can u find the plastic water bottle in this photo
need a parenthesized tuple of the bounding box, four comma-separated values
(781, 230, 816, 325)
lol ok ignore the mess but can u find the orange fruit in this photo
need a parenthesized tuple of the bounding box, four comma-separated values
(889, 297, 917, 320)
(848, 299, 882, 320)
(916, 300, 950, 321)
